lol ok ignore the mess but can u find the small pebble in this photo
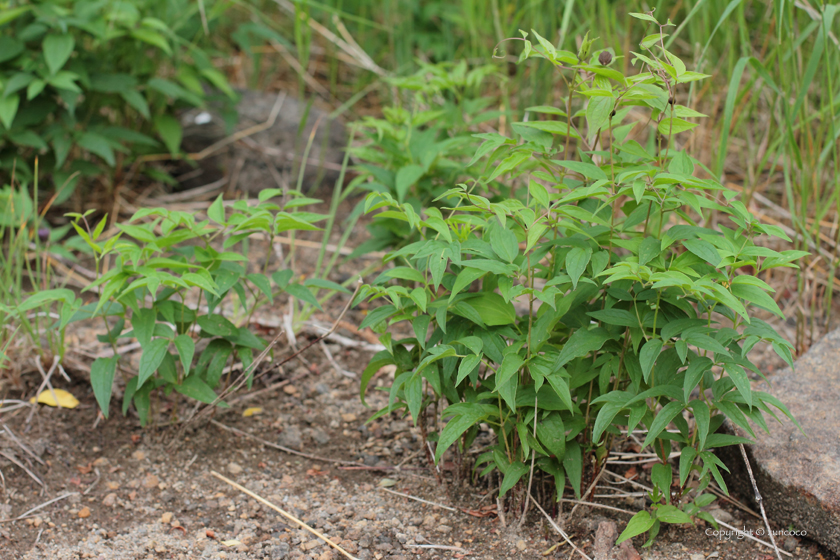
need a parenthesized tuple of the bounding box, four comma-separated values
(78, 507, 91, 519)
(227, 462, 243, 475)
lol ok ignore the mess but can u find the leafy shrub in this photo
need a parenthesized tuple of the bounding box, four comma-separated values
(65, 189, 343, 424)
(0, 0, 236, 200)
(355, 16, 803, 545)
(349, 60, 499, 254)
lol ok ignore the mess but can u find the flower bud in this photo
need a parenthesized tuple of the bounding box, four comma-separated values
(598, 51, 613, 66)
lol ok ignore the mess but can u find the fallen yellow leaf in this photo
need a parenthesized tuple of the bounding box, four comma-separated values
(242, 407, 263, 417)
(221, 540, 241, 547)
(29, 389, 79, 409)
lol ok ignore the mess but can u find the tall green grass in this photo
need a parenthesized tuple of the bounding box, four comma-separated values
(237, 0, 839, 350)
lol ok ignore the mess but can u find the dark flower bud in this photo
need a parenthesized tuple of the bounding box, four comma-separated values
(38, 228, 50, 241)
(598, 51, 613, 66)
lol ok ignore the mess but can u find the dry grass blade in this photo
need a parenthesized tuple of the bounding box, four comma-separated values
(210, 419, 357, 465)
(211, 471, 360, 560)
(527, 492, 593, 560)
(0, 450, 44, 490)
(378, 487, 457, 512)
(0, 492, 78, 523)
(740, 443, 784, 560)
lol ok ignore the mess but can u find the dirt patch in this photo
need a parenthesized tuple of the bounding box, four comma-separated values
(1, 335, 835, 560)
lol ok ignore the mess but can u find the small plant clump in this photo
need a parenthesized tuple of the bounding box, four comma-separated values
(0, 0, 237, 199)
(63, 189, 344, 424)
(354, 14, 803, 545)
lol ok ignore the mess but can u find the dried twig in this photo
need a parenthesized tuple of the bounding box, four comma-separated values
(26, 356, 60, 425)
(0, 450, 44, 489)
(0, 492, 78, 523)
(528, 493, 593, 560)
(740, 443, 783, 560)
(210, 420, 357, 465)
(211, 471, 360, 560)
(1, 424, 45, 466)
(568, 462, 608, 520)
(378, 487, 457, 512)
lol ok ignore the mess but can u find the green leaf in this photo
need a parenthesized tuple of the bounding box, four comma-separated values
(208, 195, 225, 224)
(359, 304, 397, 330)
(655, 504, 693, 524)
(137, 338, 169, 387)
(554, 160, 608, 181)
(679, 446, 697, 486)
(175, 375, 226, 406)
(565, 247, 591, 289)
(563, 441, 583, 499)
(467, 292, 516, 326)
(535, 413, 565, 458)
(683, 238, 721, 267)
(691, 400, 710, 450)
(496, 352, 525, 387)
(197, 314, 237, 336)
(131, 28, 172, 54)
(174, 334, 195, 376)
(651, 463, 673, 499)
(43, 34, 75, 75)
(0, 94, 20, 129)
(617, 510, 655, 544)
(435, 404, 488, 462)
(154, 115, 182, 155)
(247, 273, 273, 303)
(593, 402, 623, 443)
(395, 164, 425, 202)
(132, 307, 157, 349)
(456, 354, 481, 384)
(285, 283, 322, 310)
(642, 401, 685, 447)
(586, 96, 613, 137)
(587, 308, 639, 328)
(640, 338, 663, 383)
(556, 327, 611, 369)
(449, 268, 486, 302)
(724, 362, 753, 409)
(490, 225, 519, 263)
(121, 90, 150, 118)
(77, 132, 115, 166)
(731, 283, 783, 317)
(90, 356, 118, 418)
(500, 461, 529, 496)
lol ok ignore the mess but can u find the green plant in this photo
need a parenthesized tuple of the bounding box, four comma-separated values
(349, 60, 500, 254)
(0, 0, 236, 199)
(65, 189, 343, 425)
(355, 16, 803, 546)
(0, 167, 79, 367)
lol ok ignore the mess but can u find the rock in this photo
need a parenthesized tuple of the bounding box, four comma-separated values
(719, 329, 840, 555)
(783, 536, 798, 552)
(142, 474, 160, 489)
(593, 520, 617, 560)
(618, 540, 642, 560)
(278, 425, 303, 450)
(102, 493, 117, 507)
(78, 507, 91, 519)
(689, 555, 704, 560)
(515, 539, 527, 551)
(341, 413, 357, 423)
(161, 512, 173, 524)
(310, 428, 330, 445)
(227, 462, 243, 475)
(706, 508, 733, 523)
